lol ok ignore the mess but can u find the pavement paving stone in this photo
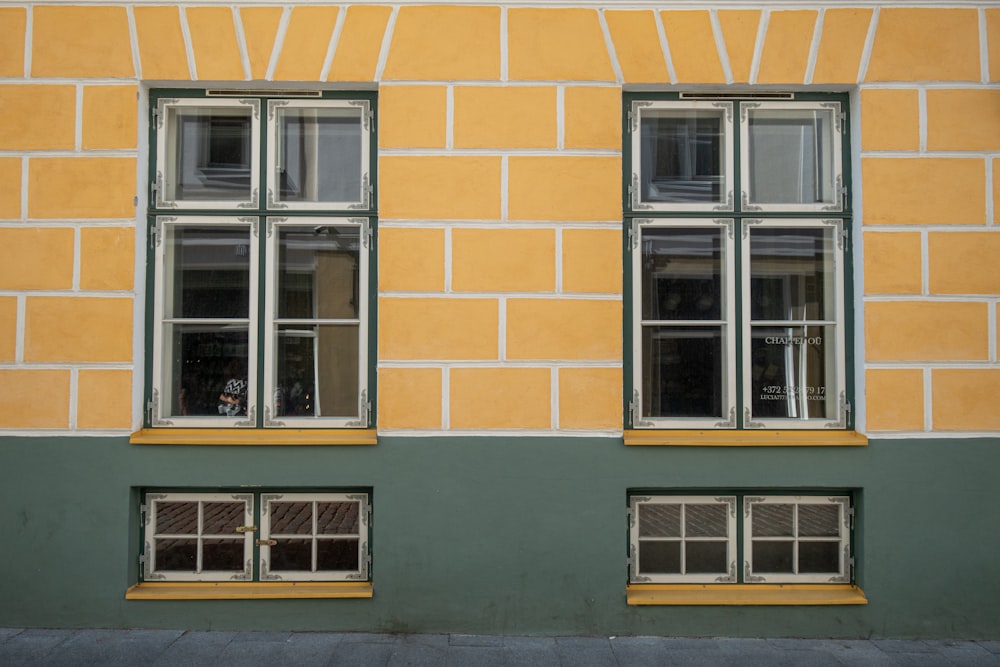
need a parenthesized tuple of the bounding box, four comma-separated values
(447, 645, 508, 667)
(979, 641, 1000, 655)
(553, 636, 618, 666)
(151, 630, 238, 666)
(339, 632, 399, 644)
(0, 628, 24, 642)
(499, 644, 561, 667)
(325, 640, 395, 667)
(449, 633, 504, 647)
(30, 629, 181, 667)
(609, 636, 673, 665)
(386, 641, 448, 667)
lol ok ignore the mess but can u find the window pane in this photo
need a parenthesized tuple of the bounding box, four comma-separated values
(639, 541, 681, 574)
(686, 541, 728, 574)
(641, 228, 723, 321)
(270, 538, 312, 571)
(317, 502, 360, 535)
(202, 539, 244, 571)
(166, 226, 251, 319)
(642, 326, 724, 418)
(638, 504, 680, 538)
(640, 109, 725, 204)
(274, 324, 359, 418)
(750, 325, 834, 420)
(167, 106, 253, 202)
(747, 108, 835, 205)
(798, 504, 840, 537)
(752, 541, 794, 573)
(202, 502, 244, 534)
(155, 502, 198, 534)
(752, 504, 794, 537)
(277, 226, 361, 320)
(799, 542, 841, 573)
(317, 539, 360, 571)
(269, 502, 313, 535)
(685, 504, 728, 538)
(275, 107, 362, 204)
(168, 325, 249, 417)
(156, 539, 197, 571)
(749, 228, 835, 322)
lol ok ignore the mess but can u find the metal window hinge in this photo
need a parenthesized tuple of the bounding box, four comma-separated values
(138, 554, 146, 567)
(627, 218, 640, 250)
(146, 398, 155, 424)
(845, 399, 853, 428)
(152, 108, 160, 124)
(847, 507, 856, 530)
(362, 391, 372, 428)
(362, 218, 373, 250)
(848, 555, 856, 580)
(151, 180, 160, 200)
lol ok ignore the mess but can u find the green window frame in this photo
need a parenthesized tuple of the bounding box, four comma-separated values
(624, 92, 855, 431)
(143, 90, 378, 430)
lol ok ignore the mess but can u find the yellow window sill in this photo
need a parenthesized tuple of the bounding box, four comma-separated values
(624, 430, 868, 447)
(627, 584, 867, 606)
(129, 428, 377, 446)
(126, 581, 373, 600)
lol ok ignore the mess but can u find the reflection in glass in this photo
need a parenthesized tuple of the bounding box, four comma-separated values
(685, 504, 728, 538)
(275, 107, 362, 205)
(156, 502, 198, 534)
(751, 325, 832, 420)
(638, 504, 680, 538)
(275, 325, 359, 417)
(799, 504, 840, 537)
(277, 226, 360, 320)
(270, 538, 312, 571)
(750, 228, 834, 322)
(202, 502, 244, 534)
(799, 542, 840, 573)
(642, 327, 723, 419)
(270, 502, 313, 534)
(167, 226, 251, 319)
(752, 504, 794, 537)
(168, 325, 249, 417)
(752, 541, 794, 573)
(640, 541, 681, 574)
(167, 106, 253, 202)
(640, 108, 725, 204)
(317, 539, 360, 571)
(747, 108, 835, 205)
(686, 542, 728, 574)
(156, 539, 197, 571)
(202, 539, 244, 571)
(641, 228, 722, 321)
(318, 502, 360, 535)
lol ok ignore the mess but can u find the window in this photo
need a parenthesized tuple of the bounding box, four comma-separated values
(145, 91, 376, 430)
(626, 94, 852, 431)
(141, 491, 371, 583)
(629, 493, 853, 585)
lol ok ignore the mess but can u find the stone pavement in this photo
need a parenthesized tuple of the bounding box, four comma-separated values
(2, 628, 999, 666)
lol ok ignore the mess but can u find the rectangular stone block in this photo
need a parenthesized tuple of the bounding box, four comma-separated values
(989, 9, 1000, 83)
(813, 8, 873, 84)
(605, 10, 669, 83)
(928, 232, 1000, 295)
(452, 228, 555, 292)
(0, 370, 70, 428)
(0, 296, 15, 361)
(454, 87, 556, 149)
(0, 158, 21, 219)
(186, 7, 245, 81)
(562, 229, 622, 294)
(866, 9, 980, 82)
(564, 87, 622, 150)
(383, 6, 500, 81)
(273, 6, 340, 81)
(28, 157, 138, 220)
(377, 367, 442, 429)
(865, 369, 924, 431)
(927, 90, 1000, 151)
(450, 367, 550, 429)
(508, 156, 620, 222)
(558, 367, 622, 430)
(379, 297, 498, 360)
(508, 9, 615, 81)
(757, 11, 817, 84)
(378, 228, 445, 292)
(80, 227, 135, 291)
(240, 7, 283, 80)
(861, 89, 919, 151)
(25, 297, 133, 363)
(379, 86, 447, 149)
(82, 85, 137, 150)
(329, 6, 392, 82)
(134, 6, 190, 80)
(718, 10, 761, 83)
(0, 8, 25, 77)
(932, 369, 1000, 430)
(77, 369, 132, 430)
(0, 85, 75, 150)
(862, 158, 985, 226)
(863, 231, 922, 295)
(865, 301, 988, 362)
(380, 156, 501, 221)
(32, 6, 133, 77)
(507, 298, 621, 361)
(660, 11, 726, 84)
(0, 228, 74, 290)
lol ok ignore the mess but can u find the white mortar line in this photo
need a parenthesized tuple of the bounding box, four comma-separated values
(498, 296, 507, 361)
(500, 6, 508, 82)
(446, 85, 455, 150)
(918, 87, 927, 153)
(923, 367, 933, 431)
(75, 85, 83, 151)
(987, 158, 995, 227)
(921, 229, 929, 296)
(444, 226, 453, 292)
(857, 6, 879, 84)
(989, 297, 997, 363)
(319, 6, 347, 82)
(126, 5, 141, 81)
(23, 6, 31, 78)
(709, 10, 734, 85)
(69, 368, 78, 430)
(233, 7, 252, 81)
(178, 7, 197, 81)
(749, 9, 769, 84)
(555, 227, 563, 294)
(597, 9, 623, 84)
(556, 85, 565, 150)
(550, 367, 559, 430)
(980, 8, 989, 84)
(441, 366, 450, 430)
(804, 8, 824, 85)
(653, 10, 677, 84)
(374, 6, 398, 82)
(265, 7, 292, 81)
(15, 295, 25, 363)
(72, 226, 81, 291)
(501, 155, 509, 221)
(20, 156, 27, 222)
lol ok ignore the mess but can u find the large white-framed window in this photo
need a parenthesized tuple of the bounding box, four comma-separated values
(626, 93, 852, 431)
(145, 91, 376, 430)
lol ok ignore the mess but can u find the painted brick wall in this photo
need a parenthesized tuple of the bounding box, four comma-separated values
(0, 3, 997, 436)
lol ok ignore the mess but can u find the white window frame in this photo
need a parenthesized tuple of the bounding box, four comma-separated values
(743, 495, 852, 584)
(629, 495, 738, 584)
(259, 492, 370, 582)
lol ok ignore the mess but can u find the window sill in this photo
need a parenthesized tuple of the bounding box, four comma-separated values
(129, 428, 377, 446)
(125, 581, 373, 600)
(627, 584, 867, 606)
(623, 430, 867, 447)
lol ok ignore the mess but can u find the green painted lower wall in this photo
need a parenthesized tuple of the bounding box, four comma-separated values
(0, 436, 997, 638)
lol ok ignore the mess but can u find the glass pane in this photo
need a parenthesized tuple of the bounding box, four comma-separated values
(752, 504, 794, 537)
(155, 502, 198, 534)
(167, 106, 253, 202)
(269, 538, 312, 571)
(277, 226, 361, 320)
(168, 325, 250, 417)
(317, 502, 360, 535)
(317, 539, 360, 571)
(202, 539, 244, 571)
(641, 228, 723, 321)
(640, 109, 725, 204)
(799, 542, 841, 573)
(275, 107, 362, 204)
(269, 502, 313, 535)
(274, 325, 359, 418)
(166, 226, 251, 319)
(642, 326, 724, 419)
(752, 541, 794, 573)
(639, 541, 681, 574)
(686, 542, 728, 574)
(202, 502, 244, 534)
(749, 228, 835, 322)
(798, 504, 840, 537)
(155, 539, 197, 571)
(638, 504, 680, 538)
(747, 108, 836, 205)
(685, 504, 728, 538)
(750, 325, 834, 420)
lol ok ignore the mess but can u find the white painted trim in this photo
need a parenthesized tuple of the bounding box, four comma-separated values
(265, 7, 293, 81)
(857, 6, 879, 84)
(233, 7, 252, 82)
(178, 7, 197, 81)
(804, 7, 824, 85)
(709, 10, 734, 85)
(126, 5, 141, 81)
(319, 6, 347, 82)
(373, 6, 398, 82)
(749, 9, 769, 85)
(654, 9, 678, 85)
(378, 148, 620, 157)
(598, 9, 624, 84)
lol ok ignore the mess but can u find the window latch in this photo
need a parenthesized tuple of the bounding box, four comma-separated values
(256, 539, 277, 547)
(236, 525, 257, 533)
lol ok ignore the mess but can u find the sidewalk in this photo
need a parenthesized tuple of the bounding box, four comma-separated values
(2, 628, 999, 666)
